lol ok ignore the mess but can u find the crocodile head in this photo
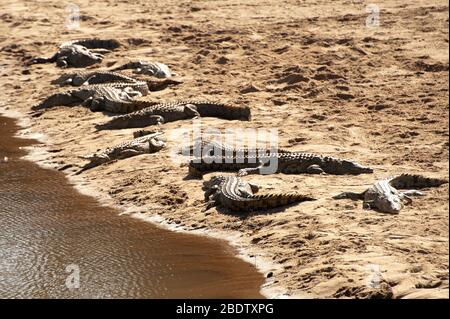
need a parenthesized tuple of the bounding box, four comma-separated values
(51, 73, 85, 86)
(239, 106, 251, 121)
(202, 176, 226, 200)
(375, 195, 402, 214)
(134, 61, 172, 78)
(202, 176, 226, 191)
(365, 193, 402, 214)
(183, 104, 200, 118)
(338, 160, 373, 175)
(364, 186, 402, 214)
(60, 45, 104, 68)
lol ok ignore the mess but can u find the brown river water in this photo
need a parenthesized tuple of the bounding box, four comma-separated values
(0, 115, 264, 298)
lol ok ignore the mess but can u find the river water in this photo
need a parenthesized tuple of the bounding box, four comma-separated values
(0, 115, 263, 298)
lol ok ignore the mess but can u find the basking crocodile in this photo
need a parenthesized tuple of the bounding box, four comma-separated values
(31, 81, 149, 113)
(29, 39, 121, 68)
(189, 152, 373, 177)
(51, 71, 183, 91)
(203, 175, 315, 212)
(332, 174, 448, 214)
(95, 101, 251, 130)
(111, 60, 173, 78)
(75, 131, 165, 174)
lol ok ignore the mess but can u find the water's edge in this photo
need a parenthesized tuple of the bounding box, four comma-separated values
(0, 108, 285, 298)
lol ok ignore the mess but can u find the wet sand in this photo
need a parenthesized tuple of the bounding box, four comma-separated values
(0, 115, 264, 298)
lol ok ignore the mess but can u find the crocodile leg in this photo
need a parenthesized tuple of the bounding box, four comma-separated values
(81, 74, 99, 86)
(399, 190, 425, 206)
(82, 96, 104, 112)
(90, 48, 111, 54)
(204, 191, 222, 211)
(205, 198, 219, 211)
(306, 164, 325, 174)
(401, 190, 425, 197)
(56, 56, 69, 68)
(237, 186, 254, 197)
(123, 87, 142, 98)
(184, 104, 200, 119)
(32, 92, 81, 110)
(204, 185, 220, 201)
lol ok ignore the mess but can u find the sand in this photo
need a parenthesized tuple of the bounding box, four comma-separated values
(0, 0, 448, 298)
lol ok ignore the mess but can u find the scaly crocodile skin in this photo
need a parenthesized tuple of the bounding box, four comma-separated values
(76, 131, 165, 174)
(333, 174, 448, 213)
(203, 175, 315, 212)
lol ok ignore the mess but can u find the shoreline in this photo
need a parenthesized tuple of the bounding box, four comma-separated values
(0, 112, 266, 298)
(0, 107, 284, 299)
(1, 0, 448, 299)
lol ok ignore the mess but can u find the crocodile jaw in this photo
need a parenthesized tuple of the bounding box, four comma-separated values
(373, 195, 402, 214)
(340, 160, 373, 175)
(365, 182, 403, 214)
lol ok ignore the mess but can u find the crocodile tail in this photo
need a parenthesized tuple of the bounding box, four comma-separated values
(244, 193, 315, 211)
(146, 78, 183, 91)
(390, 174, 448, 189)
(71, 39, 121, 49)
(31, 91, 78, 110)
(28, 52, 58, 65)
(332, 191, 365, 200)
(74, 158, 103, 175)
(193, 101, 251, 121)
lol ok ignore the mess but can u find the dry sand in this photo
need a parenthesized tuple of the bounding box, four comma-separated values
(0, 0, 448, 298)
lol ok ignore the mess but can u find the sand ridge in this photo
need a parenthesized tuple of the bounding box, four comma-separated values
(0, 0, 448, 298)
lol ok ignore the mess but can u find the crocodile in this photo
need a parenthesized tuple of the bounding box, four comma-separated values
(189, 152, 373, 177)
(31, 81, 149, 113)
(95, 100, 251, 130)
(332, 174, 448, 214)
(75, 131, 165, 174)
(111, 60, 173, 78)
(29, 39, 120, 68)
(51, 70, 183, 91)
(203, 175, 316, 212)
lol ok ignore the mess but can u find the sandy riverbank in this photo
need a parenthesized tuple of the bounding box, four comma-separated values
(1, 0, 448, 298)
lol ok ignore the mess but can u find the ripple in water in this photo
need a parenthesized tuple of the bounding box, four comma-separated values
(0, 116, 264, 298)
